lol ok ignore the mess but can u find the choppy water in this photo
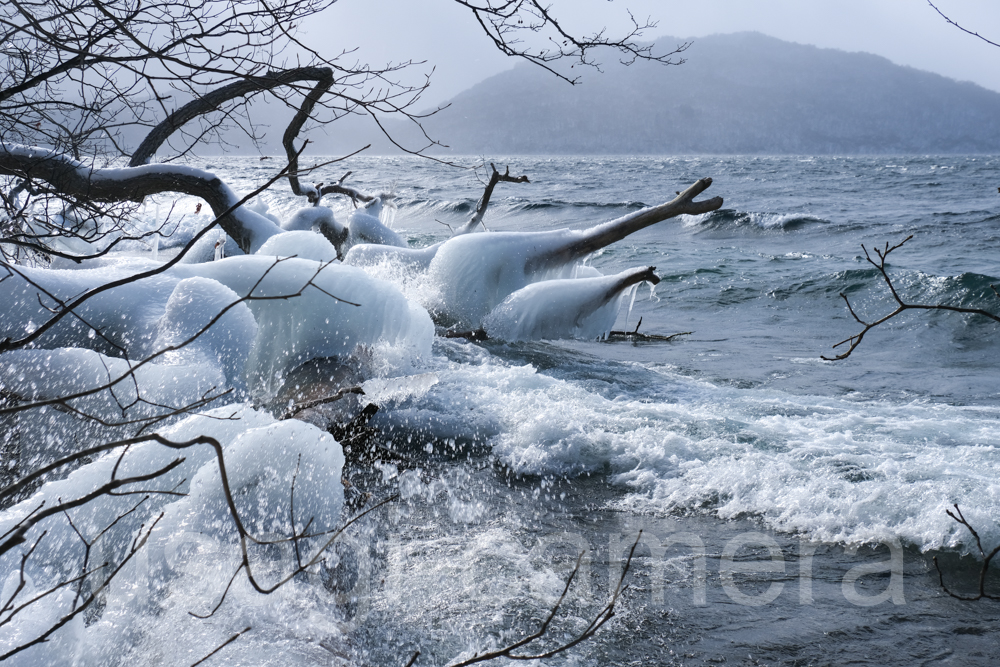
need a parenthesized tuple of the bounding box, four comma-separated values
(166, 155, 1000, 665)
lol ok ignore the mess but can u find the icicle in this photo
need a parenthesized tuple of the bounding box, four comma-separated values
(151, 235, 159, 261)
(214, 232, 225, 261)
(380, 197, 398, 229)
(626, 283, 640, 326)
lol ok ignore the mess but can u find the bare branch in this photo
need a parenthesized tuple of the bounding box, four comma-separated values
(824, 236, 1000, 360)
(444, 531, 641, 666)
(927, 1, 1000, 49)
(933, 504, 1000, 601)
(453, 163, 530, 236)
(190, 626, 252, 666)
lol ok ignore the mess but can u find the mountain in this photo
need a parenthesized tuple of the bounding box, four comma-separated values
(360, 32, 1000, 155)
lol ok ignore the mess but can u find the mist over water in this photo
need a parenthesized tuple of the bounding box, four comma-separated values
(136, 154, 1000, 664)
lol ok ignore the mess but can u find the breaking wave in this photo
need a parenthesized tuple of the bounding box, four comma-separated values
(687, 209, 830, 232)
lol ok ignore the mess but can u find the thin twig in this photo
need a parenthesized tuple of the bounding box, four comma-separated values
(933, 503, 1000, 601)
(447, 531, 642, 666)
(825, 236, 1000, 360)
(190, 626, 252, 666)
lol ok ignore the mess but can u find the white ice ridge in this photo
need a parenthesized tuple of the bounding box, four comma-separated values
(483, 266, 660, 341)
(343, 242, 441, 272)
(280, 205, 338, 232)
(346, 197, 406, 249)
(0, 256, 433, 396)
(255, 229, 340, 262)
(427, 229, 589, 328)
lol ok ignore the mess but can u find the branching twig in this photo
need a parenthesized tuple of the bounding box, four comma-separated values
(824, 236, 1000, 360)
(453, 163, 530, 236)
(281, 386, 365, 420)
(0, 513, 164, 662)
(441, 531, 641, 667)
(927, 1, 1000, 49)
(190, 626, 252, 666)
(607, 317, 693, 342)
(933, 504, 1000, 601)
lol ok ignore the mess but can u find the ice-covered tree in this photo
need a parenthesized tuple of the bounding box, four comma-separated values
(0, 1, 715, 661)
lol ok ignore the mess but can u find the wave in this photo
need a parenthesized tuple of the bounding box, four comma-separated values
(400, 341, 1000, 554)
(778, 269, 1000, 308)
(930, 209, 994, 218)
(915, 271, 1000, 310)
(396, 199, 474, 215)
(511, 200, 648, 212)
(395, 197, 648, 216)
(687, 209, 830, 232)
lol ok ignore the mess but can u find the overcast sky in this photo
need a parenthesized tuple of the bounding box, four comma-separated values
(305, 0, 1000, 106)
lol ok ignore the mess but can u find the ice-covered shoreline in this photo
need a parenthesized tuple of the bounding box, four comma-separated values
(2, 154, 998, 665)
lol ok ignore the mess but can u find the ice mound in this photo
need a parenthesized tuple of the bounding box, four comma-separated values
(427, 229, 585, 328)
(152, 276, 258, 386)
(179, 257, 434, 393)
(247, 197, 282, 226)
(255, 230, 339, 262)
(2, 256, 433, 398)
(483, 267, 659, 341)
(0, 405, 348, 665)
(347, 207, 406, 249)
(281, 205, 338, 233)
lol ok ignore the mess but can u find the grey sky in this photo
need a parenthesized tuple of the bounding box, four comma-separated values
(304, 0, 1000, 106)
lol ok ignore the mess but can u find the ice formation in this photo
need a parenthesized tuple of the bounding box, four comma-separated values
(255, 230, 340, 262)
(427, 229, 587, 327)
(247, 197, 283, 226)
(281, 205, 339, 233)
(346, 198, 406, 249)
(0, 256, 433, 397)
(343, 242, 441, 272)
(0, 347, 228, 428)
(0, 405, 346, 665)
(180, 257, 434, 393)
(152, 276, 258, 386)
(483, 266, 660, 341)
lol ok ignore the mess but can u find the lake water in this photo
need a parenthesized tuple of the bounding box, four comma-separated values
(147, 154, 1000, 664)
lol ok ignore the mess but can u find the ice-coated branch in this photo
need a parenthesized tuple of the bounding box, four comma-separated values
(0, 141, 283, 253)
(823, 236, 1000, 361)
(605, 265, 660, 295)
(533, 177, 722, 272)
(0, 148, 325, 358)
(453, 163, 530, 236)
